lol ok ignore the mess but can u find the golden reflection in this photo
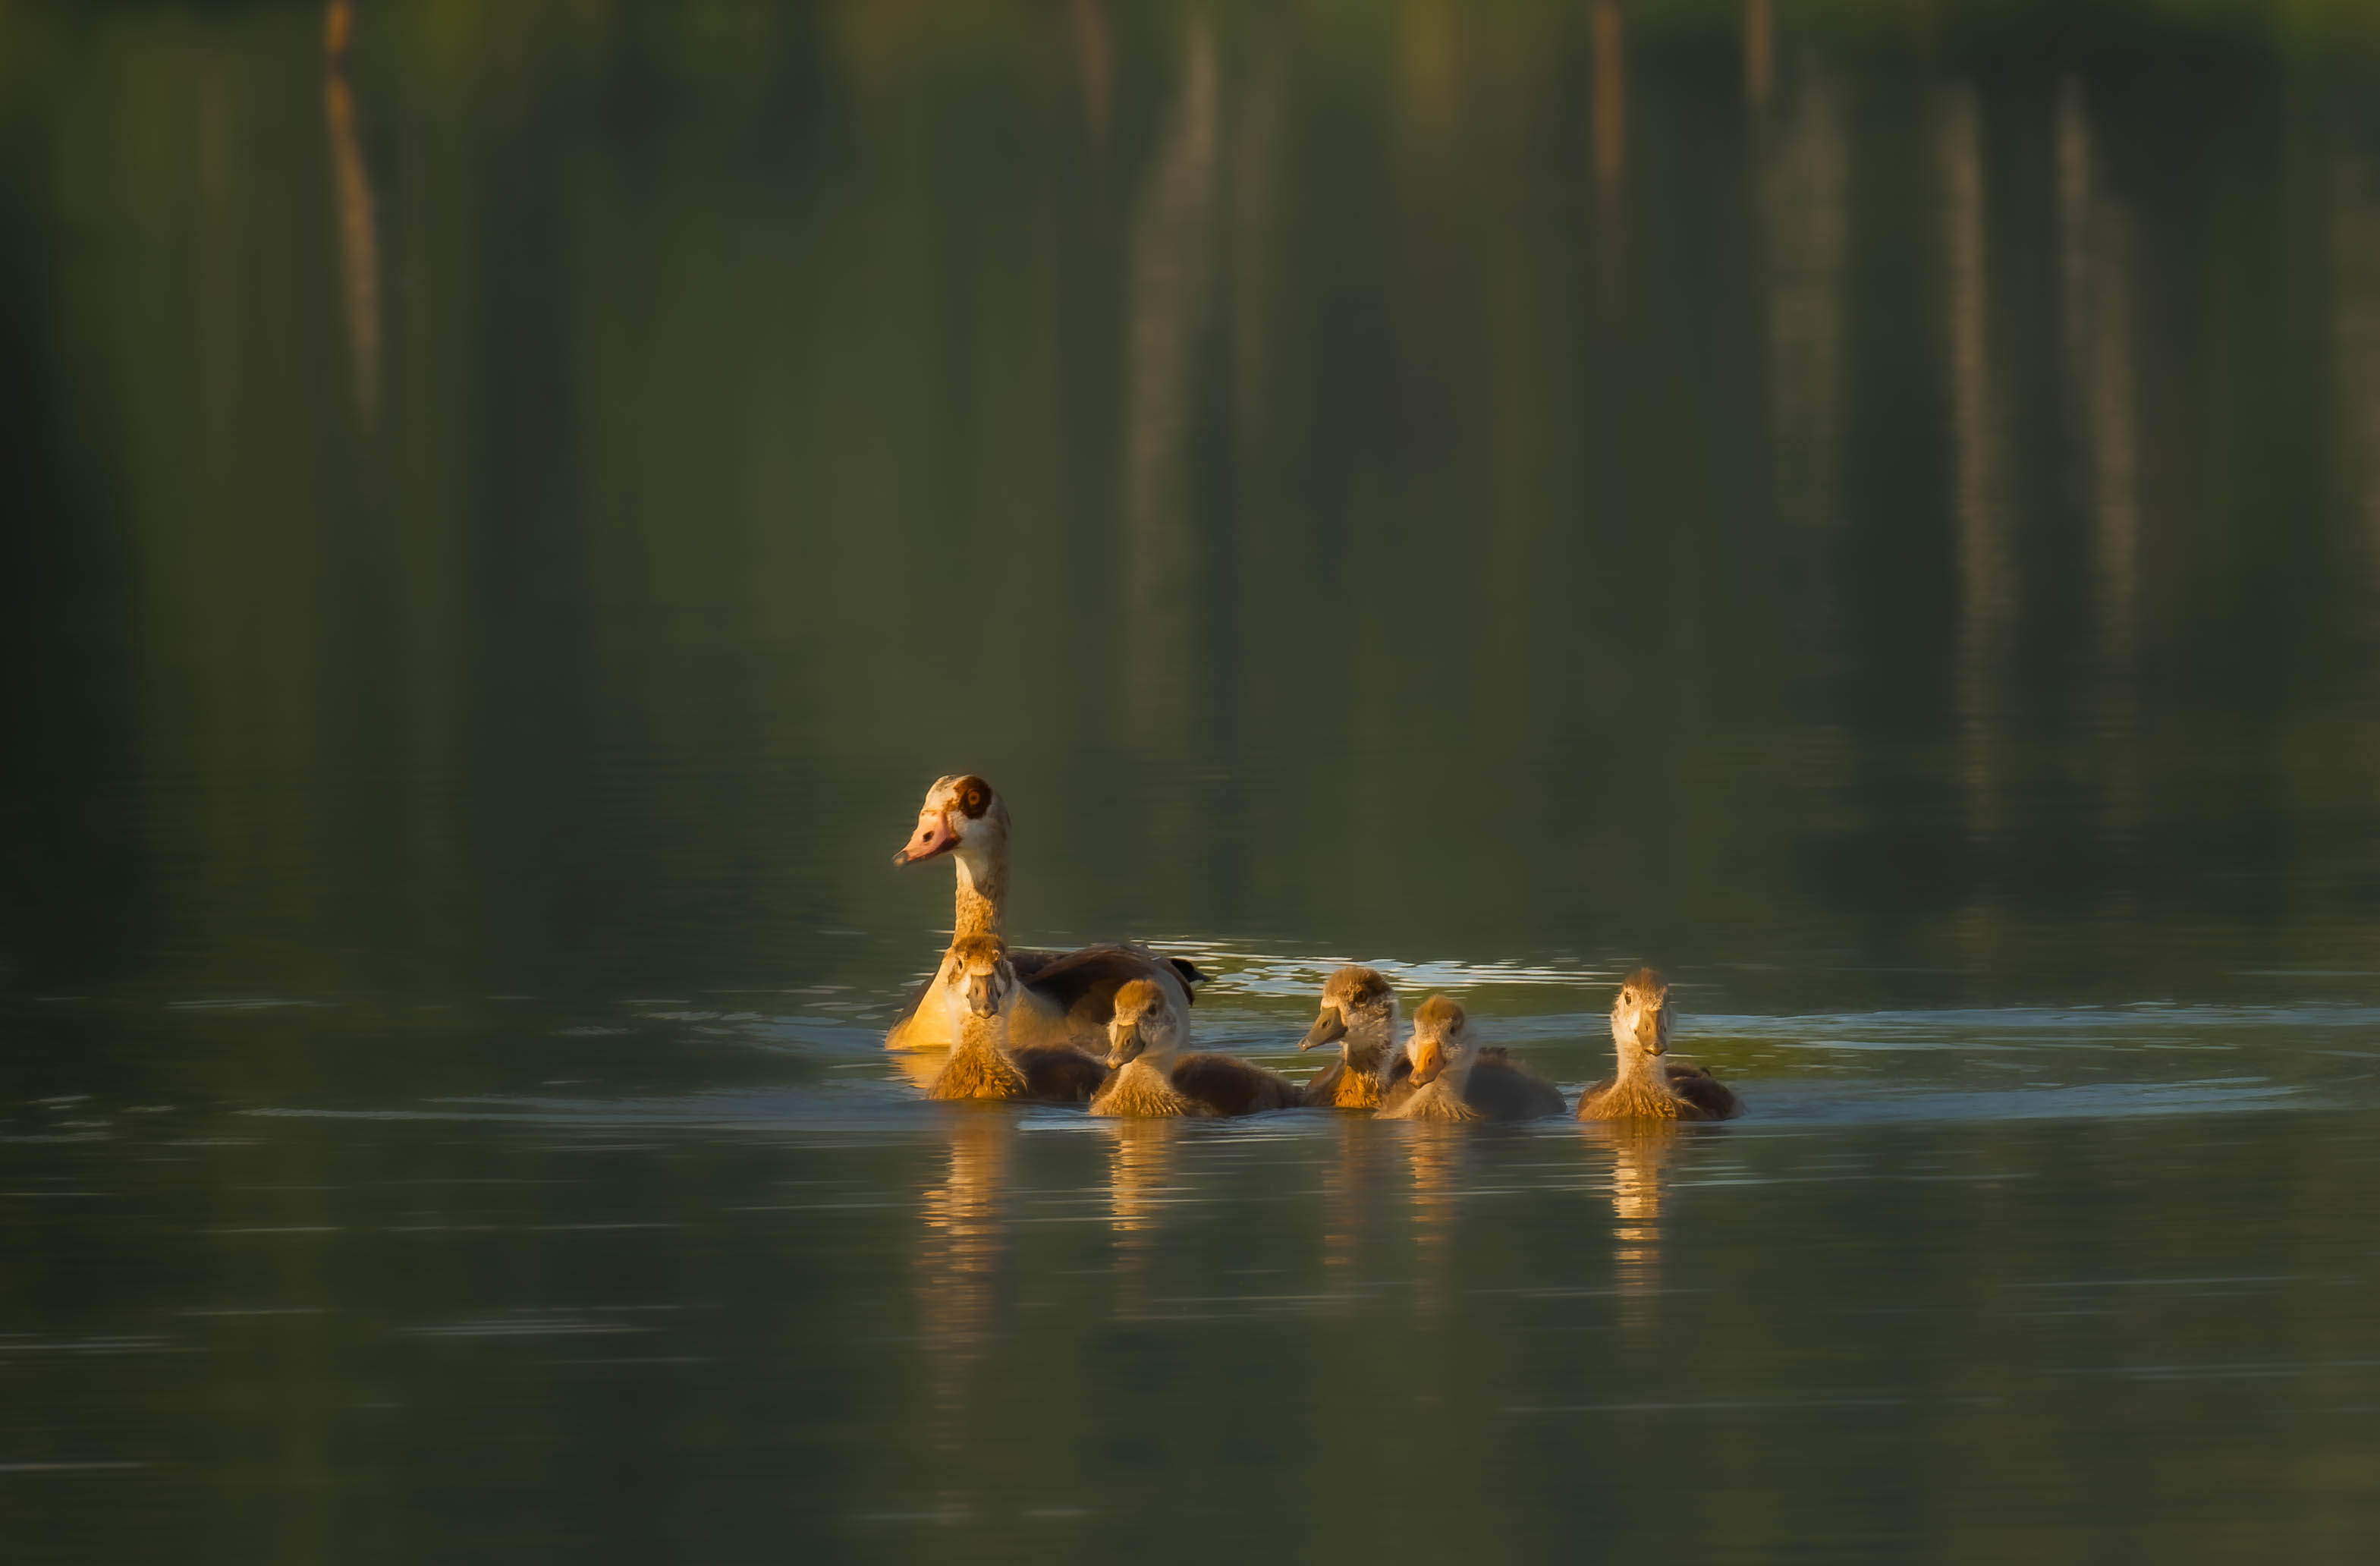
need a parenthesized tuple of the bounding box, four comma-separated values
(888, 1046, 948, 1093)
(1759, 49, 1848, 542)
(323, 0, 380, 426)
(1396, 0, 1461, 140)
(1105, 1117, 1180, 1319)
(1228, 50, 1284, 463)
(2057, 78, 2141, 660)
(1118, 14, 1218, 742)
(1938, 83, 2011, 868)
(1586, 1121, 1678, 1330)
(1123, 14, 1220, 744)
(1071, 0, 1111, 145)
(1317, 1115, 1388, 1309)
(1743, 0, 1774, 112)
(1398, 1126, 1467, 1316)
(915, 1112, 1016, 1451)
(2056, 77, 2144, 885)
(1591, 0, 1627, 219)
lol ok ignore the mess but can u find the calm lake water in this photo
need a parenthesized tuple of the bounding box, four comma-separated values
(8, 2, 2380, 1560)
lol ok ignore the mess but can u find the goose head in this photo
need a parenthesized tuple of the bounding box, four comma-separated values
(1300, 965, 1399, 1077)
(1610, 967, 1674, 1066)
(1404, 994, 1476, 1090)
(892, 774, 1011, 871)
(1106, 978, 1186, 1072)
(948, 934, 1017, 1020)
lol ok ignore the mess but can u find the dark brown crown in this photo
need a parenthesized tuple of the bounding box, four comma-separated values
(1414, 994, 1466, 1032)
(1617, 967, 1668, 1007)
(1325, 965, 1393, 1005)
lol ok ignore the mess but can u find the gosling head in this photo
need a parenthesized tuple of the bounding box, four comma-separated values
(1610, 967, 1674, 1061)
(1300, 965, 1398, 1062)
(948, 934, 1017, 1020)
(1106, 978, 1185, 1071)
(1405, 994, 1476, 1087)
(891, 774, 1010, 868)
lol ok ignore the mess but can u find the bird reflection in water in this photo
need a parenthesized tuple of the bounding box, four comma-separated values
(1104, 1117, 1181, 1319)
(1316, 1115, 1390, 1312)
(322, 0, 380, 426)
(1586, 1121, 1680, 1330)
(914, 1110, 1016, 1453)
(888, 1046, 948, 1093)
(1396, 1125, 1469, 1316)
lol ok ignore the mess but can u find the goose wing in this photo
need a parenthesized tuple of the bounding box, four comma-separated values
(1664, 1060, 1743, 1121)
(1464, 1054, 1569, 1121)
(1017, 1045, 1107, 1105)
(1171, 1053, 1300, 1117)
(1016, 942, 1196, 1027)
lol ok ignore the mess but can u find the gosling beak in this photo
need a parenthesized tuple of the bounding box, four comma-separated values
(1106, 1027, 1146, 1071)
(1636, 1007, 1665, 1055)
(1409, 1035, 1447, 1086)
(892, 810, 957, 866)
(964, 981, 1000, 1019)
(1299, 1007, 1347, 1052)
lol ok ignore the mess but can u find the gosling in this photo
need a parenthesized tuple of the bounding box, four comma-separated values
(1297, 965, 1402, 1110)
(1576, 967, 1741, 1121)
(923, 936, 1107, 1104)
(1376, 995, 1567, 1122)
(1089, 979, 1300, 1118)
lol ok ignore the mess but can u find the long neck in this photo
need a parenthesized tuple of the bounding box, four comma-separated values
(1603, 1033, 1679, 1115)
(951, 833, 1008, 943)
(1612, 1032, 1664, 1085)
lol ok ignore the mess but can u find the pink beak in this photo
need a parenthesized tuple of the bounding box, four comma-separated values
(892, 810, 958, 866)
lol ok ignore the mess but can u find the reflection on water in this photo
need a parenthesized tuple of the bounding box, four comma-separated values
(321, 0, 377, 426)
(1123, 14, 1219, 748)
(1397, 1125, 1468, 1316)
(8, 989, 2380, 1558)
(1316, 1113, 1387, 1303)
(1591, 0, 1626, 224)
(1593, 1122, 1680, 1327)
(1939, 80, 2013, 881)
(9, 2, 2380, 995)
(1103, 1117, 1177, 1319)
(1743, 0, 1773, 112)
(9, 1, 2380, 1558)
(916, 1112, 1014, 1450)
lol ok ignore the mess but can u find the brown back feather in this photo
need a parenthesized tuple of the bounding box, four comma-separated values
(1463, 1055, 1568, 1121)
(1020, 944, 1190, 1022)
(1665, 1061, 1743, 1121)
(1171, 1053, 1299, 1117)
(1017, 1046, 1106, 1105)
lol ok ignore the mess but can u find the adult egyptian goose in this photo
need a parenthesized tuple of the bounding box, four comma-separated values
(884, 775, 1204, 1054)
(1297, 965, 1404, 1110)
(922, 936, 1108, 1105)
(1089, 979, 1299, 1118)
(1576, 967, 1742, 1121)
(1376, 995, 1566, 1122)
